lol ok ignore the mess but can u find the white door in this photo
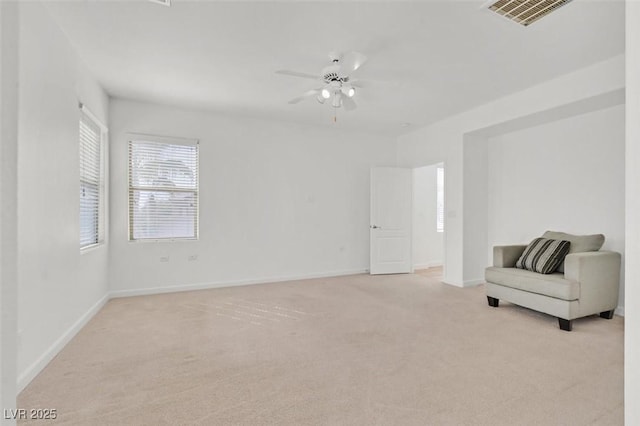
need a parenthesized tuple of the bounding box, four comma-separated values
(370, 167, 412, 274)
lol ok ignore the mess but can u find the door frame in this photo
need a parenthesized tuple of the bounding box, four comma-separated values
(411, 162, 447, 277)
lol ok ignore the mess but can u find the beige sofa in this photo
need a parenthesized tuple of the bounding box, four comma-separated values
(485, 231, 621, 331)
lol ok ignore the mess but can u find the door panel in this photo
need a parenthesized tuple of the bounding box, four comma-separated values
(370, 167, 412, 274)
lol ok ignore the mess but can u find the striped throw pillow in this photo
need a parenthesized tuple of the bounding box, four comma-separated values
(515, 238, 571, 274)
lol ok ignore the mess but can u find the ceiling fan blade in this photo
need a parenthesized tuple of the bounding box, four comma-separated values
(339, 51, 367, 76)
(341, 95, 357, 111)
(276, 70, 320, 80)
(350, 79, 369, 88)
(288, 89, 321, 104)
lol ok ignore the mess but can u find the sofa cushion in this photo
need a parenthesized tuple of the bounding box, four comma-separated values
(485, 267, 579, 301)
(542, 231, 605, 272)
(515, 238, 571, 274)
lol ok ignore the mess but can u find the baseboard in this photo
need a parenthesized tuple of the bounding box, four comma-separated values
(17, 292, 110, 392)
(615, 306, 625, 317)
(413, 261, 443, 270)
(462, 279, 484, 288)
(109, 268, 369, 299)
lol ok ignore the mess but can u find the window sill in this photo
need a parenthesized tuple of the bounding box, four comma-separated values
(128, 238, 198, 243)
(80, 242, 105, 254)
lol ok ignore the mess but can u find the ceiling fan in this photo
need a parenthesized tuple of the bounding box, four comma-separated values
(276, 51, 367, 112)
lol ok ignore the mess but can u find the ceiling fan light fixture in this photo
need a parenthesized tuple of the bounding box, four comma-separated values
(278, 51, 366, 114)
(332, 93, 342, 108)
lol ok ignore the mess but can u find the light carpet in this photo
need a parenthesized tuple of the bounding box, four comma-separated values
(18, 271, 623, 425)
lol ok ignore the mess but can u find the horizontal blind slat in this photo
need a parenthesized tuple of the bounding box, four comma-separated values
(129, 139, 199, 240)
(79, 110, 104, 248)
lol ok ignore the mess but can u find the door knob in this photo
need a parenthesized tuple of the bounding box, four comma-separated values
(371, 225, 380, 229)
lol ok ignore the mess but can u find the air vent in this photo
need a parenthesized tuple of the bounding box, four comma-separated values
(488, 0, 573, 26)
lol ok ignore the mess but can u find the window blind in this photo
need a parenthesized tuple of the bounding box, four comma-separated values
(436, 167, 444, 233)
(128, 139, 199, 241)
(79, 110, 103, 248)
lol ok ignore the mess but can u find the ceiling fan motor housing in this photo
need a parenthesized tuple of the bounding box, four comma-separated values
(321, 62, 349, 85)
(280, 51, 365, 111)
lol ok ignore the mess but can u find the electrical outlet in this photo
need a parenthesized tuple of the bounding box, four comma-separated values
(188, 255, 198, 261)
(160, 256, 169, 263)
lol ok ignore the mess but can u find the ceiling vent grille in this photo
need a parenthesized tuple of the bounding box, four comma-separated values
(488, 0, 574, 26)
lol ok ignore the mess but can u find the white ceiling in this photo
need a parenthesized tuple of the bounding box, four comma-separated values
(44, 0, 624, 137)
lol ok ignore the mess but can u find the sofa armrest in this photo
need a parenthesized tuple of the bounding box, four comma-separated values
(564, 251, 621, 315)
(493, 245, 527, 268)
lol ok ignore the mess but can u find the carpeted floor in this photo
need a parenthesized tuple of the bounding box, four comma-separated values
(414, 266, 444, 279)
(18, 271, 623, 425)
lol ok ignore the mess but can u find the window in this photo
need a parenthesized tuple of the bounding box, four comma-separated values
(79, 106, 106, 249)
(128, 136, 199, 241)
(436, 166, 444, 233)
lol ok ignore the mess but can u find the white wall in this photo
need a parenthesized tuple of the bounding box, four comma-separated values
(396, 54, 625, 287)
(109, 99, 397, 295)
(626, 1, 640, 423)
(462, 135, 488, 285)
(16, 2, 110, 390)
(412, 165, 443, 269)
(487, 105, 625, 307)
(1, 1, 20, 422)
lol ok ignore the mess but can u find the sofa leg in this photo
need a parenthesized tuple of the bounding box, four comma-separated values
(558, 318, 572, 331)
(487, 296, 499, 307)
(600, 310, 615, 319)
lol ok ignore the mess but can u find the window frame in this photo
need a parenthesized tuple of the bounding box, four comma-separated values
(127, 133, 200, 243)
(79, 103, 108, 251)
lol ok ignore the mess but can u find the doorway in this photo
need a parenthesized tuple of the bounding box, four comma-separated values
(412, 163, 445, 280)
